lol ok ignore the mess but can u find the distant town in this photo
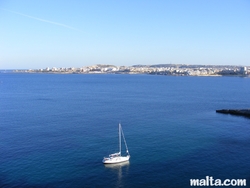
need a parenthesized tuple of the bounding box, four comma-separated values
(11, 64, 250, 76)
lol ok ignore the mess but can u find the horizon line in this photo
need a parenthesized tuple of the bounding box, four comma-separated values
(1, 63, 249, 70)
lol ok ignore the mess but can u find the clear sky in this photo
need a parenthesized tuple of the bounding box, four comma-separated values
(0, 0, 250, 69)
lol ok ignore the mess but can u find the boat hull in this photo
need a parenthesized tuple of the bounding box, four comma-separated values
(103, 155, 130, 164)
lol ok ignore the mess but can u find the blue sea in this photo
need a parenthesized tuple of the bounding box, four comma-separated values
(0, 73, 250, 188)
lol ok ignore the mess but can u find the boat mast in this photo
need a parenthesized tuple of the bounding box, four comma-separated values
(119, 123, 121, 154)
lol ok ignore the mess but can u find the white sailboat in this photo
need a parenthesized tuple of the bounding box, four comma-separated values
(103, 123, 130, 164)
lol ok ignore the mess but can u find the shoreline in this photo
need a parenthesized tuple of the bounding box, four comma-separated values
(2, 71, 250, 78)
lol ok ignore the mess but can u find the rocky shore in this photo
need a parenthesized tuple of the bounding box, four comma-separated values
(216, 109, 250, 117)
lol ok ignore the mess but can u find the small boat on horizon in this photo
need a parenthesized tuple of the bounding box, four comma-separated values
(102, 123, 130, 164)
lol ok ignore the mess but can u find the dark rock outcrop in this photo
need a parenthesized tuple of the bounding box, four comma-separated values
(216, 109, 250, 117)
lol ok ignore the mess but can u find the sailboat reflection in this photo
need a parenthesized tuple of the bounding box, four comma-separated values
(104, 161, 130, 187)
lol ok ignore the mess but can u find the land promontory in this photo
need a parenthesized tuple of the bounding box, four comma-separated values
(216, 109, 250, 117)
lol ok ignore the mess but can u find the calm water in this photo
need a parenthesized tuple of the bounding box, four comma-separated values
(0, 73, 250, 188)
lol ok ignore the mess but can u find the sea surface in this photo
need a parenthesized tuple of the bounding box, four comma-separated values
(0, 73, 250, 188)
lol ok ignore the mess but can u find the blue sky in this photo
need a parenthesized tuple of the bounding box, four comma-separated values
(0, 0, 250, 69)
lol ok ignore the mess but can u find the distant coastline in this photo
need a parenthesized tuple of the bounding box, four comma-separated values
(2, 64, 250, 77)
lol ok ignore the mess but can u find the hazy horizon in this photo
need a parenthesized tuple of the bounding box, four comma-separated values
(1, 63, 249, 71)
